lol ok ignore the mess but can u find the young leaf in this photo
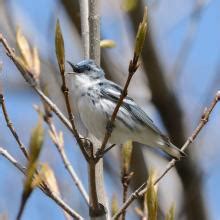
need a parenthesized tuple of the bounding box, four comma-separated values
(122, 140, 133, 174)
(16, 29, 41, 83)
(17, 118, 44, 220)
(145, 171, 158, 220)
(16, 28, 32, 69)
(111, 194, 119, 217)
(134, 7, 147, 59)
(32, 47, 40, 78)
(55, 19, 65, 74)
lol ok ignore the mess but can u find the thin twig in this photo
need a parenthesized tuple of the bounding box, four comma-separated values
(80, 0, 90, 59)
(42, 185, 84, 220)
(60, 70, 89, 161)
(112, 90, 220, 219)
(45, 112, 89, 205)
(0, 147, 26, 173)
(0, 146, 83, 219)
(0, 93, 29, 159)
(121, 172, 133, 220)
(97, 59, 139, 156)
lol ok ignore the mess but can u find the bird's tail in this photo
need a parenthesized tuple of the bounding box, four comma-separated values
(158, 141, 185, 160)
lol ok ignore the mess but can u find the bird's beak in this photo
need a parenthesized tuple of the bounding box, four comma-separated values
(67, 61, 79, 73)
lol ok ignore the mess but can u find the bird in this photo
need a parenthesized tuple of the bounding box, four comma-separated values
(67, 59, 184, 159)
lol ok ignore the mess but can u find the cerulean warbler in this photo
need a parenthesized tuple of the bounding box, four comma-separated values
(68, 59, 184, 159)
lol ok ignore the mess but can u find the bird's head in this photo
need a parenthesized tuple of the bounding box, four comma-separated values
(67, 59, 105, 80)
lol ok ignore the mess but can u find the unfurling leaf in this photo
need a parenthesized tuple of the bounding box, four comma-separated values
(111, 194, 119, 217)
(134, 7, 147, 60)
(165, 204, 175, 220)
(16, 28, 32, 68)
(28, 117, 44, 164)
(145, 171, 158, 220)
(16, 28, 41, 84)
(32, 47, 40, 78)
(100, 40, 116, 48)
(39, 164, 60, 196)
(17, 118, 44, 220)
(122, 140, 133, 173)
(55, 19, 65, 74)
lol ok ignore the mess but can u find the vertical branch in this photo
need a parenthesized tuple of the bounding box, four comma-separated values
(55, 21, 89, 161)
(87, 0, 107, 219)
(89, 0, 100, 64)
(79, 0, 90, 59)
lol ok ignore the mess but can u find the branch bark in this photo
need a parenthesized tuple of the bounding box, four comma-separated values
(80, 0, 90, 59)
(88, 0, 100, 65)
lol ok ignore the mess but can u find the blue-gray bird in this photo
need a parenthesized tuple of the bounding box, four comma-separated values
(68, 59, 184, 159)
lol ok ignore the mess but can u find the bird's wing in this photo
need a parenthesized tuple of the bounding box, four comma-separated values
(100, 81, 163, 135)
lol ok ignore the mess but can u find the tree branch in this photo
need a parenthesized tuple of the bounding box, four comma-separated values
(80, 0, 90, 59)
(42, 108, 89, 205)
(112, 90, 220, 219)
(0, 147, 26, 173)
(97, 59, 139, 156)
(0, 92, 29, 159)
(89, 0, 100, 64)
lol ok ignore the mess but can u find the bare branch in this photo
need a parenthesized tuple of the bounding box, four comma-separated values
(89, 0, 100, 64)
(112, 90, 220, 219)
(80, 0, 90, 59)
(44, 110, 89, 205)
(0, 147, 26, 173)
(0, 92, 29, 159)
(55, 23, 89, 161)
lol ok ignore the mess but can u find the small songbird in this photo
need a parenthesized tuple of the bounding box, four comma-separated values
(68, 59, 184, 159)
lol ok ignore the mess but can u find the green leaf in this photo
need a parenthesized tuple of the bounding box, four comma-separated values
(55, 19, 65, 74)
(111, 194, 119, 217)
(17, 118, 44, 219)
(145, 171, 158, 220)
(122, 140, 133, 173)
(134, 7, 147, 59)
